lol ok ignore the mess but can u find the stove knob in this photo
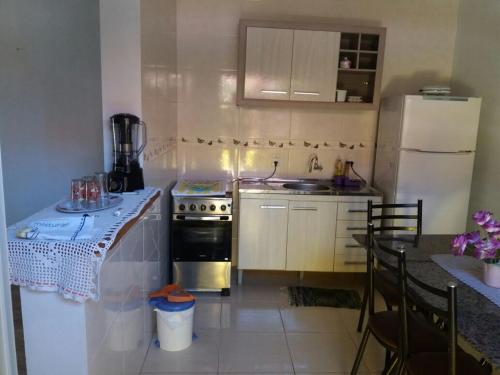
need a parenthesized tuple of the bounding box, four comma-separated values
(210, 204, 216, 211)
(179, 204, 186, 211)
(200, 204, 207, 211)
(189, 204, 197, 211)
(220, 205, 227, 211)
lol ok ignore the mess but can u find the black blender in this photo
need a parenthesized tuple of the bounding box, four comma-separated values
(108, 113, 147, 192)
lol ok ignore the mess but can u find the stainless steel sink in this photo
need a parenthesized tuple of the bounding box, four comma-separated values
(282, 182, 331, 191)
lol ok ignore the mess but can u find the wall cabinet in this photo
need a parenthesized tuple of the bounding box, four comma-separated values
(237, 20, 386, 109)
(238, 194, 382, 277)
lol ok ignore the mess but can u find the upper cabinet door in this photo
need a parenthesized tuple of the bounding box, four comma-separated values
(290, 30, 340, 102)
(244, 27, 294, 100)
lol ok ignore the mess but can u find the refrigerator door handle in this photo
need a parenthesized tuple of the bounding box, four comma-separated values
(402, 148, 474, 155)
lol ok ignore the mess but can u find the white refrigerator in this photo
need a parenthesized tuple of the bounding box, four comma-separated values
(374, 95, 481, 234)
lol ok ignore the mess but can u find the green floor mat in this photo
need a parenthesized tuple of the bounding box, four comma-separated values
(287, 286, 362, 309)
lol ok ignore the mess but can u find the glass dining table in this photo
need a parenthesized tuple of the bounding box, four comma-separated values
(353, 234, 500, 368)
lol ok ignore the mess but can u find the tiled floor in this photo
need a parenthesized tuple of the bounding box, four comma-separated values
(139, 271, 386, 374)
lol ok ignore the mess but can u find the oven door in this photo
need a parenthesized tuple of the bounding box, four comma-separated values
(172, 215, 232, 261)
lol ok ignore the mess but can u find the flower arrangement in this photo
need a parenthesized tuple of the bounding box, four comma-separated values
(451, 211, 500, 264)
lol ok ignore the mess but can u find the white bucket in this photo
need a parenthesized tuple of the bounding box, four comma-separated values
(155, 304, 195, 351)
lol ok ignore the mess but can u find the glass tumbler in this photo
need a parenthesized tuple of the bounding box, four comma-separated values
(95, 172, 109, 205)
(83, 176, 99, 204)
(71, 178, 84, 208)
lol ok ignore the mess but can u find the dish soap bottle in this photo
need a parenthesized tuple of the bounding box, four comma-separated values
(333, 158, 345, 185)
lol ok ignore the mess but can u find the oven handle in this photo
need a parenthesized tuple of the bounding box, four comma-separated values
(174, 215, 232, 221)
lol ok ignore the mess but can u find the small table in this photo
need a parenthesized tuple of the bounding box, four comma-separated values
(353, 234, 500, 367)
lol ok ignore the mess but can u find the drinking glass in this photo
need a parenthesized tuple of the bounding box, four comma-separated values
(70, 178, 84, 208)
(95, 172, 109, 205)
(83, 176, 99, 204)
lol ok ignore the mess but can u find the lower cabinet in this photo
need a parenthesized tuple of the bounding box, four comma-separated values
(238, 198, 289, 270)
(238, 194, 382, 273)
(286, 201, 336, 272)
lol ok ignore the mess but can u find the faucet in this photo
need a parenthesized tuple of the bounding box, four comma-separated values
(308, 154, 323, 173)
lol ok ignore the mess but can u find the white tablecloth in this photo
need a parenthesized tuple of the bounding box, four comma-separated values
(7, 187, 160, 302)
(431, 254, 500, 307)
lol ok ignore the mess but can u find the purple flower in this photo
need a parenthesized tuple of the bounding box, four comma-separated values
(473, 210, 493, 226)
(466, 231, 481, 244)
(482, 219, 500, 235)
(451, 234, 469, 256)
(473, 238, 500, 260)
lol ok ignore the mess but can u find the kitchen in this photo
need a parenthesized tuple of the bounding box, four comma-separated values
(0, 0, 499, 374)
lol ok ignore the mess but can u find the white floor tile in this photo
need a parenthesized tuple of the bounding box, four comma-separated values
(219, 332, 293, 373)
(228, 284, 289, 304)
(287, 332, 369, 373)
(221, 301, 284, 332)
(193, 301, 221, 331)
(141, 332, 220, 373)
(281, 306, 348, 333)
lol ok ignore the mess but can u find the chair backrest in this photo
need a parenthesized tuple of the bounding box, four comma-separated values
(402, 269, 458, 375)
(366, 223, 407, 319)
(368, 199, 422, 244)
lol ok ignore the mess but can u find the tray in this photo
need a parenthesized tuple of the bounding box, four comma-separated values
(56, 195, 124, 213)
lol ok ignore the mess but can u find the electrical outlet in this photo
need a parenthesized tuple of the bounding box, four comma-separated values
(272, 153, 281, 163)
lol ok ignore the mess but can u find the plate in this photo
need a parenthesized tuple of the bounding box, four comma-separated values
(56, 195, 124, 213)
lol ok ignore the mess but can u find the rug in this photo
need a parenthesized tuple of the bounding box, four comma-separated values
(287, 286, 362, 309)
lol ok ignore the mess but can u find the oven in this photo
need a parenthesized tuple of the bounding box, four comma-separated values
(171, 197, 232, 295)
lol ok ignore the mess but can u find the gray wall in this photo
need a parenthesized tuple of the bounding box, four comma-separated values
(451, 0, 500, 227)
(0, 0, 104, 224)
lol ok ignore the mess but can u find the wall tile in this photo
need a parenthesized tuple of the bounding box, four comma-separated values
(177, 143, 238, 179)
(178, 34, 238, 72)
(239, 107, 291, 139)
(238, 148, 289, 179)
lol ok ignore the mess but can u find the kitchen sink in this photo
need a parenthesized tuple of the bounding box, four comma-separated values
(282, 182, 331, 191)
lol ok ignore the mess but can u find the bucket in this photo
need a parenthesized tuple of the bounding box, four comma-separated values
(150, 297, 195, 351)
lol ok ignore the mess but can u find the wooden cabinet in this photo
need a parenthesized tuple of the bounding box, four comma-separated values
(290, 30, 340, 102)
(237, 20, 385, 109)
(244, 27, 294, 100)
(286, 201, 337, 272)
(238, 198, 289, 270)
(238, 193, 382, 275)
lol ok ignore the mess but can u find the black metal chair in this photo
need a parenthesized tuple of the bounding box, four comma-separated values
(351, 223, 408, 374)
(401, 270, 490, 375)
(357, 199, 423, 333)
(351, 226, 447, 375)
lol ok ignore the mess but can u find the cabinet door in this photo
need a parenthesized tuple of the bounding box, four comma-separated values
(286, 201, 337, 272)
(244, 27, 293, 100)
(238, 198, 289, 270)
(290, 30, 340, 102)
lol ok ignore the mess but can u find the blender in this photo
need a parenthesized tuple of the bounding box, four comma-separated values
(108, 113, 147, 192)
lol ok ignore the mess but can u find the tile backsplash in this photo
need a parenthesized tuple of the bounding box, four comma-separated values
(142, 0, 459, 184)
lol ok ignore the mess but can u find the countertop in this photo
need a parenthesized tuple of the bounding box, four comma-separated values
(238, 179, 382, 196)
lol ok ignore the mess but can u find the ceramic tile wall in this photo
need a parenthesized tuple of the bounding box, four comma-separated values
(141, 0, 178, 182)
(174, 0, 459, 182)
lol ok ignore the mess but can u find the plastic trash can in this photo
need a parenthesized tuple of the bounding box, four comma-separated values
(149, 297, 196, 351)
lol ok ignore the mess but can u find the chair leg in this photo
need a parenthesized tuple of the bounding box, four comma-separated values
(357, 285, 368, 332)
(384, 355, 399, 375)
(351, 327, 370, 375)
(382, 349, 392, 373)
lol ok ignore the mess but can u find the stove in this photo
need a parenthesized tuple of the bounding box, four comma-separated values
(170, 181, 232, 296)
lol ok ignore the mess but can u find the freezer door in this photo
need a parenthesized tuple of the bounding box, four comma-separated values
(401, 96, 481, 152)
(396, 149, 475, 234)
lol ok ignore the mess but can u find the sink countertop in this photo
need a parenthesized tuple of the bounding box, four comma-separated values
(238, 179, 382, 196)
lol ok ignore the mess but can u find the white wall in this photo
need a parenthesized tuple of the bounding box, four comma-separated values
(0, 0, 103, 225)
(100, 0, 143, 171)
(451, 0, 500, 225)
(174, 0, 459, 181)
(0, 147, 17, 375)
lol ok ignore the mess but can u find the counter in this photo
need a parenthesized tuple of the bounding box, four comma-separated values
(238, 179, 382, 196)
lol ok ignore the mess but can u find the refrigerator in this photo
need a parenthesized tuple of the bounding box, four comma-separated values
(374, 95, 481, 234)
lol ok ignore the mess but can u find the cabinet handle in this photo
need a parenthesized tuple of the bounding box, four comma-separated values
(293, 91, 320, 96)
(292, 207, 318, 211)
(260, 205, 287, 209)
(344, 261, 367, 265)
(345, 244, 365, 248)
(346, 226, 366, 231)
(260, 89, 288, 95)
(348, 209, 368, 213)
